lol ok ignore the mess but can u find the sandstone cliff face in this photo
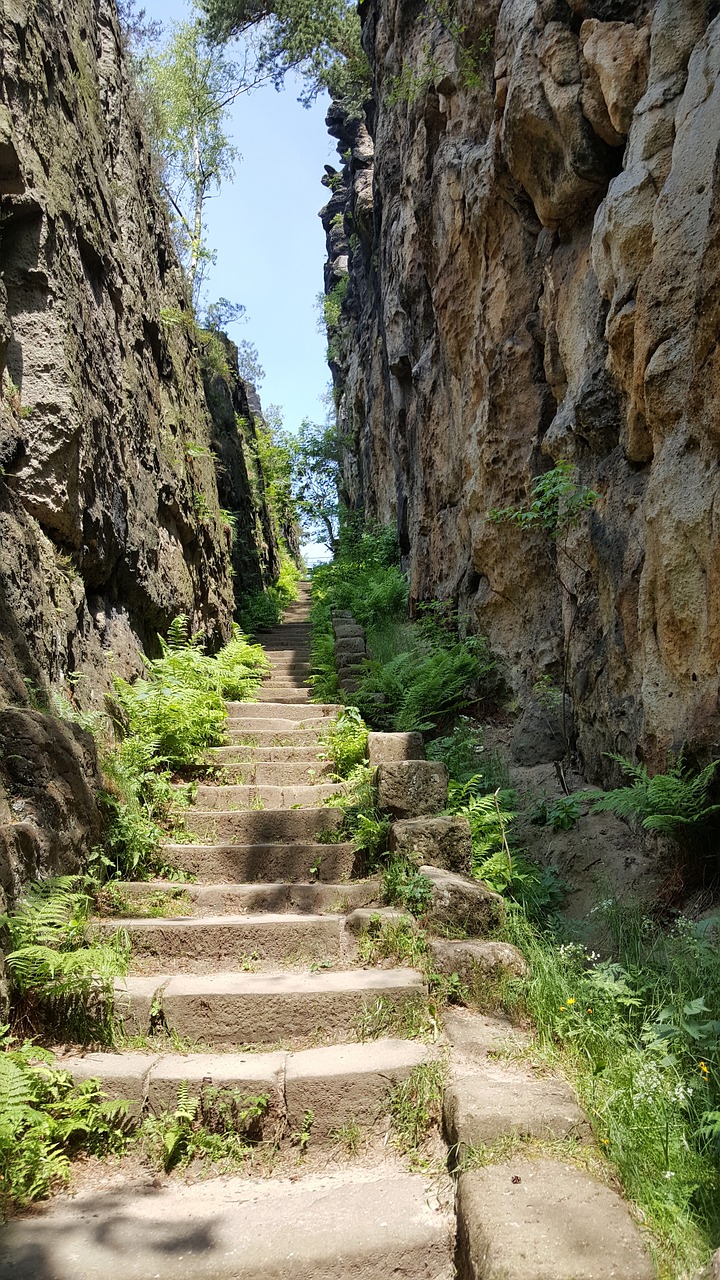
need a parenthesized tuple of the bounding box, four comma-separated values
(0, 0, 278, 899)
(323, 0, 720, 779)
(0, 0, 239, 712)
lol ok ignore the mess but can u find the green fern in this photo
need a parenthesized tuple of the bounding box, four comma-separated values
(0, 1031, 130, 1212)
(0, 879, 129, 1036)
(593, 753, 720, 832)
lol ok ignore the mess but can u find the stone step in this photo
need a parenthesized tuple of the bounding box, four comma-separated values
(110, 879, 381, 915)
(225, 728, 324, 747)
(162, 840, 358, 882)
(98, 913, 346, 964)
(225, 717, 327, 734)
(205, 760, 335, 785)
(456, 1161, 655, 1279)
(206, 744, 327, 763)
(0, 1172, 453, 1279)
(263, 650, 311, 662)
(182, 806, 344, 844)
(191, 782, 342, 809)
(256, 688, 313, 701)
(59, 1037, 434, 1137)
(226, 701, 339, 720)
(260, 681, 311, 692)
(115, 967, 426, 1044)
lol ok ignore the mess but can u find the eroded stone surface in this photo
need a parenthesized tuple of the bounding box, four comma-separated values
(368, 732, 425, 765)
(390, 817, 472, 875)
(377, 762, 449, 818)
(421, 866, 505, 937)
(456, 1160, 655, 1279)
(429, 938, 528, 985)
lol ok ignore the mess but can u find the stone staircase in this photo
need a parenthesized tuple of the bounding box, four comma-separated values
(0, 585, 658, 1279)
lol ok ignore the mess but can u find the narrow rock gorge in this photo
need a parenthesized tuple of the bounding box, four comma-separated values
(322, 0, 720, 781)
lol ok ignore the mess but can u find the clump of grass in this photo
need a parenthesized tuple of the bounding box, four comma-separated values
(390, 1059, 447, 1156)
(330, 1119, 363, 1156)
(357, 915, 429, 969)
(354, 995, 440, 1043)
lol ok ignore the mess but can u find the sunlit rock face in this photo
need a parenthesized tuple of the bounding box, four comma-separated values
(323, 0, 720, 779)
(0, 0, 242, 710)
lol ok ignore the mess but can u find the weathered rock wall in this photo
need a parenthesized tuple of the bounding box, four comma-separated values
(323, 0, 720, 780)
(0, 0, 278, 900)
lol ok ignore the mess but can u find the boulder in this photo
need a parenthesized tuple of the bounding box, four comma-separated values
(420, 865, 504, 936)
(376, 761, 448, 818)
(368, 732, 425, 765)
(389, 816, 472, 875)
(429, 938, 527, 984)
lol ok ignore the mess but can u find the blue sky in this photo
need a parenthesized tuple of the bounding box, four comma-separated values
(138, 0, 336, 436)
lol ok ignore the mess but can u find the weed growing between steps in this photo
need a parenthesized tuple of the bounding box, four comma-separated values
(390, 1060, 447, 1164)
(308, 521, 501, 729)
(319, 706, 368, 777)
(137, 1081, 270, 1173)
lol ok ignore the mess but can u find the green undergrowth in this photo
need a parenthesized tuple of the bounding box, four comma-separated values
(0, 1032, 131, 1216)
(318, 706, 368, 778)
(495, 908, 720, 1276)
(309, 520, 502, 730)
(238, 553, 301, 634)
(90, 615, 268, 882)
(0, 878, 129, 1042)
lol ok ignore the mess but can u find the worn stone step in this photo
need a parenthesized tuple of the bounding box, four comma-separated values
(58, 1037, 435, 1138)
(263, 649, 311, 662)
(183, 806, 344, 844)
(162, 840, 357, 882)
(456, 1160, 655, 1279)
(225, 728, 324, 747)
(226, 700, 339, 720)
(0, 1171, 453, 1280)
(261, 679, 310, 690)
(226, 716, 329, 733)
(115, 967, 426, 1044)
(111, 878, 380, 915)
(204, 761, 335, 785)
(206, 744, 326, 764)
(444, 1065, 590, 1152)
(191, 782, 342, 809)
(256, 687, 313, 702)
(98, 913, 346, 964)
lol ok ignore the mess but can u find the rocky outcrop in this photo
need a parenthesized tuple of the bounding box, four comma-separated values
(322, 0, 720, 781)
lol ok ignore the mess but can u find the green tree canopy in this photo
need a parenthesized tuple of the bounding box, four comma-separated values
(199, 0, 370, 111)
(143, 20, 262, 300)
(292, 417, 342, 552)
